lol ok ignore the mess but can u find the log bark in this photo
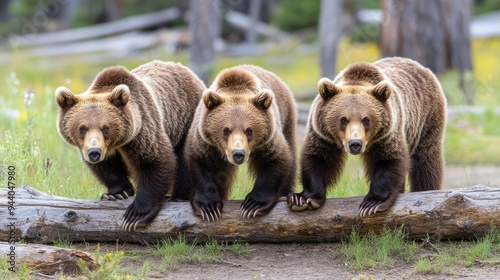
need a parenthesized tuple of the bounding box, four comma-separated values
(0, 186, 499, 244)
(0, 242, 98, 275)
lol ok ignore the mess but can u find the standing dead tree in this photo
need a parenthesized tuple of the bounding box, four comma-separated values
(319, 0, 344, 79)
(381, 0, 474, 104)
(189, 0, 220, 84)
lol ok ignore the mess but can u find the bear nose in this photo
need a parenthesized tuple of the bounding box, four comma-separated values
(348, 140, 363, 155)
(88, 148, 102, 162)
(232, 150, 246, 164)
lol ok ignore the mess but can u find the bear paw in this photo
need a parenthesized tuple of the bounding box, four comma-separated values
(101, 190, 133, 201)
(121, 201, 161, 231)
(239, 194, 276, 218)
(287, 193, 324, 212)
(358, 197, 394, 218)
(191, 199, 223, 222)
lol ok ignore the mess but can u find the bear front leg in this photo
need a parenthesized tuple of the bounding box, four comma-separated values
(359, 156, 408, 217)
(189, 156, 235, 222)
(288, 132, 346, 211)
(122, 161, 173, 231)
(85, 153, 134, 201)
(241, 161, 283, 218)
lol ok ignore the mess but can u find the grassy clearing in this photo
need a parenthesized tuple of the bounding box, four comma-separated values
(1, 39, 500, 201)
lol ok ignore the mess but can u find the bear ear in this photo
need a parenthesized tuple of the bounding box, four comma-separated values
(318, 78, 340, 99)
(55, 86, 78, 109)
(253, 90, 273, 110)
(109, 84, 130, 107)
(203, 89, 223, 110)
(371, 81, 392, 102)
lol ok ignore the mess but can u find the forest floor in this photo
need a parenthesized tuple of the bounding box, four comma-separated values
(69, 164, 500, 280)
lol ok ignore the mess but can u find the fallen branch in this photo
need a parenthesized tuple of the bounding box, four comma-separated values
(0, 186, 499, 244)
(0, 242, 98, 275)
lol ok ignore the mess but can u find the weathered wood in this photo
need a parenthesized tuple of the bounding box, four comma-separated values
(0, 242, 98, 275)
(12, 8, 180, 47)
(0, 186, 499, 244)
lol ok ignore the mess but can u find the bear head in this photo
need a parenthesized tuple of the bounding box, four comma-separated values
(55, 83, 135, 164)
(198, 69, 276, 165)
(312, 65, 394, 155)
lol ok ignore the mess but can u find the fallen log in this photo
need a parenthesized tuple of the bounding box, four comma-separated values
(0, 186, 499, 244)
(0, 242, 98, 275)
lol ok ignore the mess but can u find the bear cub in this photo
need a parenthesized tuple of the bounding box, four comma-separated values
(185, 65, 297, 221)
(55, 60, 205, 231)
(288, 57, 447, 216)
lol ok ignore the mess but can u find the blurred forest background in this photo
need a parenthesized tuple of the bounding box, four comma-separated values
(1, 0, 500, 199)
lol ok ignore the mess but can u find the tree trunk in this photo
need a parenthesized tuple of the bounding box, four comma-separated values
(319, 0, 343, 78)
(0, 0, 12, 22)
(0, 242, 99, 275)
(381, 0, 473, 103)
(189, 0, 220, 84)
(246, 0, 261, 44)
(1, 186, 499, 244)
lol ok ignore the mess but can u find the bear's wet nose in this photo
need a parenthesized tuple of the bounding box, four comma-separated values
(348, 140, 362, 155)
(88, 148, 102, 162)
(232, 150, 246, 164)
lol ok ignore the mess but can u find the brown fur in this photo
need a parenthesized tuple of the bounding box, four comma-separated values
(288, 57, 446, 216)
(56, 60, 205, 230)
(185, 65, 297, 221)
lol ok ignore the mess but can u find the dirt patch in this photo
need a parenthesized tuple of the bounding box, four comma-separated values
(81, 242, 500, 280)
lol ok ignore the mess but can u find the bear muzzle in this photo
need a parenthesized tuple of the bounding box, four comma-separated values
(348, 139, 363, 155)
(87, 148, 102, 163)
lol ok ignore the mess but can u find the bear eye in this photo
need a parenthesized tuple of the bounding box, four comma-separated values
(362, 117, 370, 126)
(79, 125, 87, 135)
(223, 127, 231, 136)
(102, 125, 110, 135)
(245, 128, 253, 136)
(339, 117, 348, 127)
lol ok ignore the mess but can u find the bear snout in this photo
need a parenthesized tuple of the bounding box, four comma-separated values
(232, 149, 246, 164)
(87, 148, 102, 163)
(348, 139, 363, 155)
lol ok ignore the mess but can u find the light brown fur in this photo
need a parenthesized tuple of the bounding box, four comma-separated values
(56, 60, 205, 230)
(289, 57, 447, 216)
(185, 65, 297, 221)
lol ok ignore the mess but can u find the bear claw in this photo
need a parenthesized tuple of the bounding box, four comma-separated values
(287, 193, 323, 211)
(358, 199, 390, 218)
(101, 190, 130, 201)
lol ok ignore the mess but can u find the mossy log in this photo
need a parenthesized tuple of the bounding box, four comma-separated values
(0, 186, 499, 244)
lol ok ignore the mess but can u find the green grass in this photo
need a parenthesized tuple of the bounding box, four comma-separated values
(151, 235, 250, 271)
(341, 226, 417, 270)
(414, 228, 500, 274)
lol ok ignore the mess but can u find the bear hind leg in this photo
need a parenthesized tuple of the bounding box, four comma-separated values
(170, 141, 191, 200)
(410, 140, 444, 192)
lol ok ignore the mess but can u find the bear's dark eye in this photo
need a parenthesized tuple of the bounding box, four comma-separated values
(362, 117, 370, 126)
(340, 117, 348, 127)
(245, 128, 253, 136)
(102, 125, 110, 135)
(79, 125, 87, 135)
(223, 127, 231, 136)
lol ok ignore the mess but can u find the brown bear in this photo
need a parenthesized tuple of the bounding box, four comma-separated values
(288, 57, 447, 217)
(55, 60, 205, 231)
(185, 65, 297, 221)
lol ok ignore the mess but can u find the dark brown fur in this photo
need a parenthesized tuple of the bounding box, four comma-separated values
(185, 65, 297, 221)
(56, 60, 205, 230)
(288, 57, 446, 216)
